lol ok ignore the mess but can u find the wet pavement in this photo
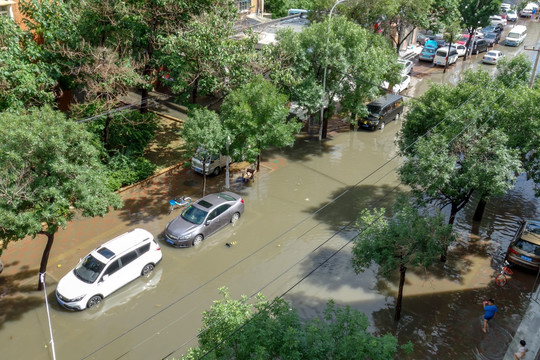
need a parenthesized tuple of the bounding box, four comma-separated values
(1, 18, 540, 360)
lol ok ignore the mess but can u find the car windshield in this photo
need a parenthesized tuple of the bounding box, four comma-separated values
(486, 51, 498, 57)
(514, 239, 540, 256)
(74, 254, 105, 284)
(181, 205, 209, 225)
(423, 48, 436, 54)
(485, 33, 496, 39)
(367, 104, 382, 116)
(507, 32, 520, 39)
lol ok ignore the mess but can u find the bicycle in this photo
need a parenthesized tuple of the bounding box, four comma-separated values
(168, 195, 192, 214)
(495, 260, 513, 287)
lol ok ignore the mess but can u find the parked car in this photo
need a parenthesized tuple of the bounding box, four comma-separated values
(484, 31, 501, 46)
(456, 34, 470, 45)
(501, 2, 512, 11)
(56, 229, 162, 311)
(397, 59, 413, 75)
(505, 220, 540, 270)
(490, 15, 507, 26)
(358, 94, 404, 130)
(435, 39, 448, 48)
(434, 47, 459, 66)
(451, 43, 467, 57)
(165, 191, 245, 247)
(505, 25, 528, 46)
(382, 75, 411, 94)
(483, 24, 503, 34)
(417, 33, 436, 45)
(419, 46, 437, 61)
(506, 9, 518, 21)
(520, 3, 538, 17)
(469, 38, 489, 55)
(0, 259, 3, 274)
(482, 50, 505, 64)
(191, 148, 230, 176)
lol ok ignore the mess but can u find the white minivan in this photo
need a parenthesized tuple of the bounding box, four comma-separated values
(434, 47, 459, 66)
(56, 228, 162, 310)
(191, 148, 230, 176)
(505, 25, 527, 46)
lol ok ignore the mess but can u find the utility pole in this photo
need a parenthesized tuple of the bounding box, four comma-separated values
(524, 45, 540, 88)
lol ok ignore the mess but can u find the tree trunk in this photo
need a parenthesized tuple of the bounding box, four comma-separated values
(104, 113, 111, 152)
(395, 263, 407, 321)
(256, 153, 261, 172)
(322, 109, 329, 140)
(140, 86, 149, 114)
(473, 197, 487, 222)
(440, 202, 459, 262)
(202, 161, 207, 197)
(190, 77, 199, 104)
(38, 232, 55, 291)
(463, 29, 473, 61)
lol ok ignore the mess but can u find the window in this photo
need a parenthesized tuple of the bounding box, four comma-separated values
(0, 5, 11, 17)
(237, 0, 249, 12)
(103, 260, 121, 277)
(136, 243, 150, 256)
(120, 250, 138, 267)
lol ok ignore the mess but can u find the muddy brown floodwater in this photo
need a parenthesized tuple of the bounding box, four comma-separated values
(2, 19, 540, 360)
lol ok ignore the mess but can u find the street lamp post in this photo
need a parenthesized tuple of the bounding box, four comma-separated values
(225, 136, 230, 189)
(319, 0, 347, 141)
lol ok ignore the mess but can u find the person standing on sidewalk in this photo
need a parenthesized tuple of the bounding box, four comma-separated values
(482, 299, 497, 333)
(513, 340, 528, 359)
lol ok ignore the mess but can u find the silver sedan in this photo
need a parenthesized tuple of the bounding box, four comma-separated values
(165, 191, 245, 247)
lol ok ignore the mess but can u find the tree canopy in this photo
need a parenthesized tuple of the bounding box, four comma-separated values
(269, 17, 399, 138)
(0, 16, 56, 112)
(158, 0, 260, 103)
(180, 287, 413, 359)
(181, 108, 228, 196)
(221, 76, 302, 169)
(351, 196, 454, 320)
(0, 106, 122, 288)
(397, 69, 524, 227)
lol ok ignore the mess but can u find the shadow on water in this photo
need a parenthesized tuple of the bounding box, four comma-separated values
(0, 267, 44, 330)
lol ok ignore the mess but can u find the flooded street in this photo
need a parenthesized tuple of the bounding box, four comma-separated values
(2, 19, 540, 360)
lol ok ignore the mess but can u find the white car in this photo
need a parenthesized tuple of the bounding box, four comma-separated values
(451, 43, 467, 57)
(490, 15, 507, 26)
(501, 2, 512, 11)
(521, 3, 538, 17)
(397, 59, 413, 75)
(382, 75, 411, 94)
(434, 47, 459, 66)
(482, 50, 505, 65)
(506, 10, 518, 21)
(56, 228, 162, 310)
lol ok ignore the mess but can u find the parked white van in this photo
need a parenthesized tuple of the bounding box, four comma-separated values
(434, 47, 459, 66)
(56, 228, 162, 310)
(505, 25, 527, 46)
(191, 148, 230, 176)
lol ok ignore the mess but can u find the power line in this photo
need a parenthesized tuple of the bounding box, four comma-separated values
(84, 65, 529, 360)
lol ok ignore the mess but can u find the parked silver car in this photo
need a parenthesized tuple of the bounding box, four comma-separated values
(165, 192, 244, 247)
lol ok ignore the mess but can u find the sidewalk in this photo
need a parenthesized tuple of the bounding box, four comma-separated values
(503, 284, 540, 360)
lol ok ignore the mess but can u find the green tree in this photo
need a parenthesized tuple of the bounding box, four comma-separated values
(181, 108, 228, 196)
(459, 0, 501, 60)
(0, 16, 56, 111)
(221, 76, 302, 171)
(158, 0, 260, 104)
(397, 70, 523, 249)
(269, 17, 398, 139)
(351, 196, 454, 321)
(0, 107, 122, 290)
(180, 287, 412, 359)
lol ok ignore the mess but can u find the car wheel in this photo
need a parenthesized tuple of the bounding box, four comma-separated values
(213, 167, 221, 176)
(378, 121, 385, 130)
(231, 212, 240, 225)
(87, 295, 102, 309)
(141, 263, 155, 276)
(192, 234, 203, 246)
